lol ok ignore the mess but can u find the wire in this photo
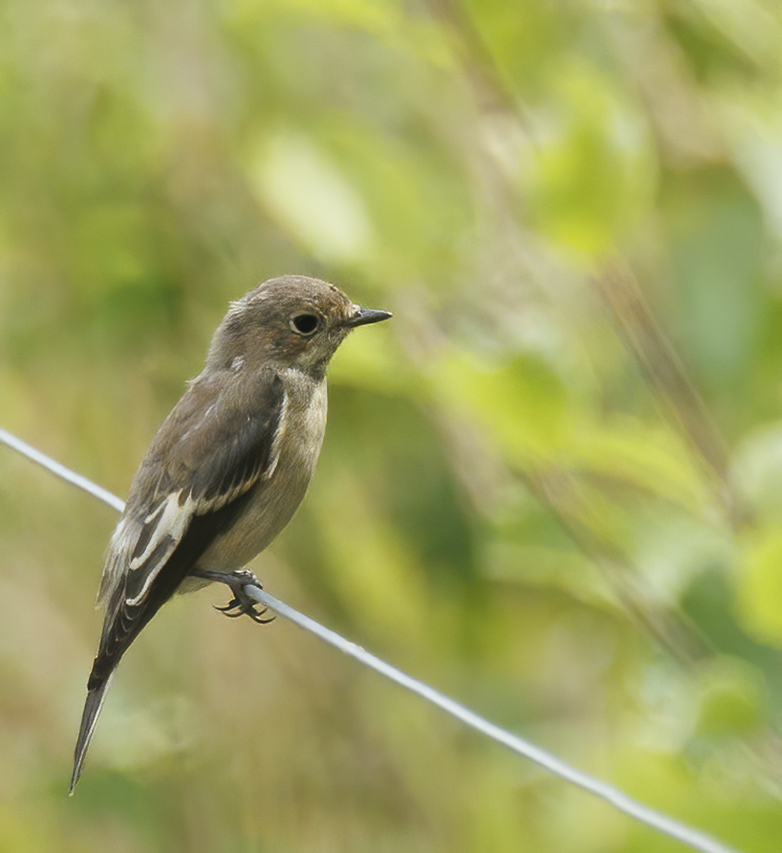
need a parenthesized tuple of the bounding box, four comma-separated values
(0, 426, 742, 853)
(0, 428, 125, 512)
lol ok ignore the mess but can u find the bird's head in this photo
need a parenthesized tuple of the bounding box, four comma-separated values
(208, 275, 391, 376)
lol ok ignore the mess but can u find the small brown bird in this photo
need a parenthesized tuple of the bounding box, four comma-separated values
(70, 275, 391, 792)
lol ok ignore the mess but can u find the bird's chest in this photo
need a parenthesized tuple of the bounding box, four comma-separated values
(275, 375, 328, 478)
(198, 375, 327, 570)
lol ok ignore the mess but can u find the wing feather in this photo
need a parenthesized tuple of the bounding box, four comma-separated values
(92, 367, 285, 679)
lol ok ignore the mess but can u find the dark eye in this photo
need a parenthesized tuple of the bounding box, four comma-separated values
(290, 313, 321, 336)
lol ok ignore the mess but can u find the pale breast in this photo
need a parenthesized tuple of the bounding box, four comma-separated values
(195, 370, 328, 573)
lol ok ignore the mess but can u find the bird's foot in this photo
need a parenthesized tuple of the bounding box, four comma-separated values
(190, 569, 275, 624)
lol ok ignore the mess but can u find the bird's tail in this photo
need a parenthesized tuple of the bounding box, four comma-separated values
(69, 672, 114, 795)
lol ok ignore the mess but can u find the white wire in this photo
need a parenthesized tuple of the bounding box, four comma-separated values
(0, 427, 742, 853)
(249, 585, 739, 853)
(0, 428, 126, 512)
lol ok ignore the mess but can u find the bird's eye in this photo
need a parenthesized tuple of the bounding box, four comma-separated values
(290, 313, 321, 336)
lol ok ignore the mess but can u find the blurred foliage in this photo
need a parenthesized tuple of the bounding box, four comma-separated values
(2, 0, 782, 850)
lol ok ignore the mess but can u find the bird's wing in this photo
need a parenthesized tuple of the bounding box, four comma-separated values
(94, 367, 285, 676)
(73, 368, 285, 793)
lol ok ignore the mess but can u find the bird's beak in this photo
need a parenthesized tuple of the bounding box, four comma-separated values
(345, 306, 393, 327)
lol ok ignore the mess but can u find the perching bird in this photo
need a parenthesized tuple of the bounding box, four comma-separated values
(70, 275, 391, 792)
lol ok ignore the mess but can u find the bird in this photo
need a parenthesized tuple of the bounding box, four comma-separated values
(70, 274, 391, 793)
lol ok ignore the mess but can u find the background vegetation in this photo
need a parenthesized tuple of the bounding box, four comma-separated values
(2, 0, 782, 850)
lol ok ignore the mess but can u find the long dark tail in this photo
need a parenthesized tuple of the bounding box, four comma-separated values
(69, 670, 114, 795)
(69, 498, 247, 793)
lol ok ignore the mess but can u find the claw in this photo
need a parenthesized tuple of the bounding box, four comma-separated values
(191, 568, 276, 624)
(213, 599, 274, 623)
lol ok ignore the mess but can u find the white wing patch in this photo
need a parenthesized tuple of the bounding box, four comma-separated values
(97, 376, 285, 614)
(124, 491, 196, 606)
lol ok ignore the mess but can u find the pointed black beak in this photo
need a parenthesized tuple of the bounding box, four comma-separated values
(345, 306, 392, 328)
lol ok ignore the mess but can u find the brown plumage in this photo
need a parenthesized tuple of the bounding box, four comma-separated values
(71, 275, 391, 792)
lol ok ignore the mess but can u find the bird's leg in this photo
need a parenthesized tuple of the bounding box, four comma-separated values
(190, 569, 275, 624)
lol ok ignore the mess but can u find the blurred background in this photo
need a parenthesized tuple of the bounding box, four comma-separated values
(1, 0, 782, 850)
